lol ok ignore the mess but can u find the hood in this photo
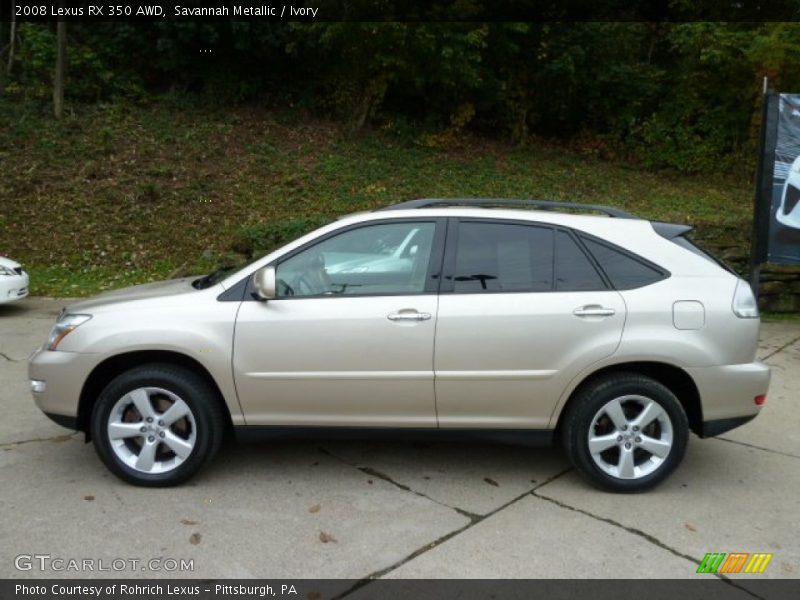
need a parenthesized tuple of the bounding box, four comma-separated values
(65, 277, 199, 313)
(0, 256, 22, 269)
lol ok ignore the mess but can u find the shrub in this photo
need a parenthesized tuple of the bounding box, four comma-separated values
(232, 216, 333, 259)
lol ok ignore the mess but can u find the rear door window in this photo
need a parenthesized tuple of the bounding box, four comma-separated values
(555, 231, 606, 291)
(452, 222, 554, 292)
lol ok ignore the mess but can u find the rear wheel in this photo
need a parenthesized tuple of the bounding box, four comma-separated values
(562, 373, 689, 492)
(91, 364, 225, 486)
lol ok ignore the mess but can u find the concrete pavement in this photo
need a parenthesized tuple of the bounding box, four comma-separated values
(0, 298, 798, 586)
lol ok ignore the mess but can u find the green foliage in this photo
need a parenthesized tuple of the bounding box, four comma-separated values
(7, 22, 800, 173)
(287, 22, 488, 125)
(233, 217, 334, 259)
(8, 23, 55, 98)
(1, 98, 757, 296)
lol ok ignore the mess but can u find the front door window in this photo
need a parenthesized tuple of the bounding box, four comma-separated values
(276, 222, 436, 297)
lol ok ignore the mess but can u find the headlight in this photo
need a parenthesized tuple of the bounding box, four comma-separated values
(47, 314, 92, 350)
(0, 266, 16, 276)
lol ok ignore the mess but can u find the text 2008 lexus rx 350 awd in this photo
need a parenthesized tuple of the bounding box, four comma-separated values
(29, 199, 769, 491)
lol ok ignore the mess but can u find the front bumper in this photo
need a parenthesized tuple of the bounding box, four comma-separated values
(28, 346, 98, 428)
(685, 361, 771, 438)
(42, 412, 79, 430)
(777, 182, 800, 229)
(0, 272, 29, 303)
(776, 207, 800, 229)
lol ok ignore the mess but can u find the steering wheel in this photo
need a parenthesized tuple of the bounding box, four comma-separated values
(277, 278, 295, 296)
(293, 254, 333, 295)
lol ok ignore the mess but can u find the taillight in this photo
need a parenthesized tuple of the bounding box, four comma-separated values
(732, 279, 759, 319)
(755, 394, 767, 406)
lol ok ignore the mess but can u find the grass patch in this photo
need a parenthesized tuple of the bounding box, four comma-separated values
(762, 312, 800, 322)
(1, 98, 755, 297)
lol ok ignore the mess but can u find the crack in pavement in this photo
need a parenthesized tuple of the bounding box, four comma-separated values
(715, 436, 800, 460)
(0, 432, 77, 448)
(531, 489, 700, 562)
(317, 445, 481, 521)
(0, 351, 23, 362)
(326, 440, 766, 600)
(759, 334, 800, 362)
(332, 466, 574, 599)
(530, 490, 766, 600)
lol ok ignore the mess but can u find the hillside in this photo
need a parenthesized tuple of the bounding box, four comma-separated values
(1, 100, 756, 297)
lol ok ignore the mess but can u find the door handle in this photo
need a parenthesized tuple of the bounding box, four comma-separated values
(387, 310, 432, 322)
(573, 305, 616, 317)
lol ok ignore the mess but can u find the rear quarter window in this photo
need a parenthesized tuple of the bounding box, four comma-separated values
(579, 236, 667, 290)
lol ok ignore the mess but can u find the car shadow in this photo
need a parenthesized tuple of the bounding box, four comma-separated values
(0, 303, 31, 317)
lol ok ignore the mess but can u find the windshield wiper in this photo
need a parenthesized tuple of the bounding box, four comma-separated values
(192, 266, 234, 290)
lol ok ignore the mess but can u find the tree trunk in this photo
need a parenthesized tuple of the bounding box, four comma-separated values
(6, 6, 15, 74)
(53, 19, 66, 119)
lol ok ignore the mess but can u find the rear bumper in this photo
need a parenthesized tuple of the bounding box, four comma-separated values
(686, 361, 770, 437)
(700, 415, 757, 438)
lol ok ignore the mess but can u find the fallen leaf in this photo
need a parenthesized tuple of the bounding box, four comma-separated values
(84, 495, 95, 501)
(309, 504, 321, 513)
(684, 523, 697, 532)
(483, 477, 499, 487)
(181, 519, 198, 526)
(319, 531, 337, 544)
(189, 533, 202, 545)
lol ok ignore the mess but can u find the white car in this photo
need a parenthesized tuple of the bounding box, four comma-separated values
(777, 155, 800, 229)
(0, 256, 29, 304)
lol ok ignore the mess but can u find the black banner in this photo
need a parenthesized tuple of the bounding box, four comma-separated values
(3, 579, 800, 600)
(767, 93, 800, 264)
(4, 0, 800, 23)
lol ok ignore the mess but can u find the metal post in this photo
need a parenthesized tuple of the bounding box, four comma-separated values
(749, 78, 777, 298)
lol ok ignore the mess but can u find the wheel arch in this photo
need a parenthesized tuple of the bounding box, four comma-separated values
(78, 350, 234, 441)
(554, 361, 703, 437)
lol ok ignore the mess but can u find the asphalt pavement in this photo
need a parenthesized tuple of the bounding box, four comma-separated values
(1, 297, 798, 590)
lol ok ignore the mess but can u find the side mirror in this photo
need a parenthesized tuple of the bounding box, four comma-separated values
(254, 266, 277, 301)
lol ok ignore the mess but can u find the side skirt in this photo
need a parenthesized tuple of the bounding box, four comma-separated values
(234, 426, 555, 447)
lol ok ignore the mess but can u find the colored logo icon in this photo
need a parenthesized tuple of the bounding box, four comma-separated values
(697, 552, 773, 574)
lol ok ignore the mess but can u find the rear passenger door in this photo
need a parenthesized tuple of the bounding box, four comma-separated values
(433, 219, 626, 429)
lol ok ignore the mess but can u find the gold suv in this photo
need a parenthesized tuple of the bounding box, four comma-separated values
(29, 199, 770, 491)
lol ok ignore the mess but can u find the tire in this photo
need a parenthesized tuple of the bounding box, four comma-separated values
(562, 373, 689, 493)
(91, 364, 226, 487)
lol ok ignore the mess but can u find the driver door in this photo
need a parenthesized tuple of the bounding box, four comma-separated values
(233, 218, 445, 427)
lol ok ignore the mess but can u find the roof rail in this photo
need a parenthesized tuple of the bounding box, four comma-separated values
(378, 198, 637, 219)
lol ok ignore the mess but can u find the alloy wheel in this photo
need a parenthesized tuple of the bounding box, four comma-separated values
(587, 394, 673, 480)
(106, 387, 197, 474)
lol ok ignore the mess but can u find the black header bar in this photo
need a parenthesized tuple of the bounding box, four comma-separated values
(5, 0, 800, 23)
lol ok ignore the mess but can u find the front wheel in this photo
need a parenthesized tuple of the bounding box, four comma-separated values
(562, 373, 689, 492)
(91, 364, 225, 486)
